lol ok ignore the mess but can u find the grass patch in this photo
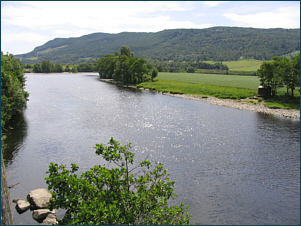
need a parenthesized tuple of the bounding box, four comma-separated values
(26, 57, 39, 61)
(138, 72, 300, 110)
(263, 96, 300, 110)
(157, 72, 261, 89)
(138, 79, 257, 99)
(204, 59, 264, 72)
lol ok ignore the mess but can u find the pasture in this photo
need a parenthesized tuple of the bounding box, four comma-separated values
(204, 59, 264, 72)
(138, 72, 300, 109)
(157, 72, 261, 90)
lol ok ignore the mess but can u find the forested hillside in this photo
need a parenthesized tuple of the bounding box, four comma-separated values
(16, 27, 300, 64)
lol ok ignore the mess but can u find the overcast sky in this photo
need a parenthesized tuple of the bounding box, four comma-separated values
(1, 1, 300, 55)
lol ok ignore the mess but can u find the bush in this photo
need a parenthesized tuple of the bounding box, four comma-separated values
(45, 138, 191, 225)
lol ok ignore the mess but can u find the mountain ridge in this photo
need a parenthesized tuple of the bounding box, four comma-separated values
(15, 27, 300, 64)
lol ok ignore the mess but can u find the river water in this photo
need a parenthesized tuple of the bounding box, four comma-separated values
(3, 73, 300, 225)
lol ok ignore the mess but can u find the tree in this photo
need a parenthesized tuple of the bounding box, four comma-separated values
(1, 52, 29, 128)
(97, 54, 117, 79)
(186, 66, 195, 73)
(71, 65, 78, 73)
(64, 65, 71, 72)
(151, 68, 158, 81)
(45, 138, 191, 225)
(290, 53, 300, 97)
(53, 63, 63, 73)
(120, 45, 133, 58)
(98, 46, 151, 84)
(41, 60, 52, 73)
(257, 60, 282, 97)
(33, 63, 42, 73)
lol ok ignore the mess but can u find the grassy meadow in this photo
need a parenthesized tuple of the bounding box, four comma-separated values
(204, 59, 264, 72)
(138, 73, 258, 99)
(138, 71, 300, 110)
(157, 72, 260, 89)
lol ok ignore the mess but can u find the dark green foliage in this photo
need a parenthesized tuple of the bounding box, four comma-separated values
(16, 27, 300, 64)
(45, 138, 191, 225)
(33, 60, 64, 73)
(1, 52, 29, 131)
(98, 46, 151, 84)
(257, 54, 300, 97)
(41, 60, 52, 73)
(77, 62, 96, 72)
(147, 60, 228, 73)
(64, 65, 71, 72)
(33, 63, 42, 73)
(186, 66, 195, 73)
(151, 68, 158, 81)
(71, 66, 78, 73)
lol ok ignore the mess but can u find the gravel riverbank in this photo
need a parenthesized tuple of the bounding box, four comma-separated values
(167, 93, 300, 120)
(100, 79, 300, 120)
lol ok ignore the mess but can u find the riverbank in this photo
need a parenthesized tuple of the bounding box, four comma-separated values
(166, 93, 300, 120)
(1, 154, 13, 225)
(99, 79, 300, 120)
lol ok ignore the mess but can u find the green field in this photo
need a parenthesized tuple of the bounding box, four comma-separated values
(205, 59, 264, 72)
(157, 72, 261, 89)
(138, 72, 300, 109)
(138, 72, 259, 99)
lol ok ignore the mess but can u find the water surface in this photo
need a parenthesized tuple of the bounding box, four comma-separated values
(4, 73, 300, 225)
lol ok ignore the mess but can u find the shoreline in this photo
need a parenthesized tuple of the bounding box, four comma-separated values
(99, 79, 300, 120)
(167, 93, 300, 120)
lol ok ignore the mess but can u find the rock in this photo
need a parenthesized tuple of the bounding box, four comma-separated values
(32, 209, 56, 220)
(27, 188, 52, 209)
(12, 199, 19, 203)
(42, 214, 58, 225)
(16, 200, 30, 213)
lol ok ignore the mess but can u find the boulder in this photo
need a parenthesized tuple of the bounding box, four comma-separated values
(27, 188, 52, 209)
(16, 200, 30, 213)
(42, 214, 58, 225)
(32, 209, 56, 220)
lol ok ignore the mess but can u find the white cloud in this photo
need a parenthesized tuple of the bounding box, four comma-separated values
(1, 32, 53, 43)
(203, 1, 228, 7)
(224, 6, 300, 28)
(1, 1, 195, 32)
(54, 29, 91, 37)
(1, 1, 299, 55)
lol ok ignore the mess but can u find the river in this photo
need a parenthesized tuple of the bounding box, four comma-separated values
(3, 73, 300, 225)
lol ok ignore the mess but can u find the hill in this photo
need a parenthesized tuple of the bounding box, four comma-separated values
(15, 27, 300, 65)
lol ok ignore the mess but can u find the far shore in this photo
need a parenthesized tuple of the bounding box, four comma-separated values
(166, 93, 300, 120)
(99, 79, 300, 120)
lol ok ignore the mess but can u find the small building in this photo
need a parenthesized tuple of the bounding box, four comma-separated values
(257, 85, 271, 98)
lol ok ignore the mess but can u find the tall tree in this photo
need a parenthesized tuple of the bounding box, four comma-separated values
(290, 53, 300, 97)
(151, 68, 158, 81)
(41, 60, 51, 73)
(257, 59, 282, 97)
(33, 63, 42, 73)
(53, 63, 63, 72)
(1, 52, 29, 128)
(98, 46, 150, 84)
(97, 54, 117, 79)
(120, 45, 133, 58)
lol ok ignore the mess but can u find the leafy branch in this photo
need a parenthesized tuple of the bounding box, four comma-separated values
(45, 138, 191, 225)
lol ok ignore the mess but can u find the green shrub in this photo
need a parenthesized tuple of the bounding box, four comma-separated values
(45, 138, 191, 225)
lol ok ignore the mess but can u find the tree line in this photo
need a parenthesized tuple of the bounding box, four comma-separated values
(257, 53, 300, 97)
(32, 61, 98, 73)
(147, 59, 229, 73)
(97, 46, 158, 84)
(1, 52, 29, 144)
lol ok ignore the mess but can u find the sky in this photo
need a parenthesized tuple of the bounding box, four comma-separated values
(1, 1, 300, 55)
